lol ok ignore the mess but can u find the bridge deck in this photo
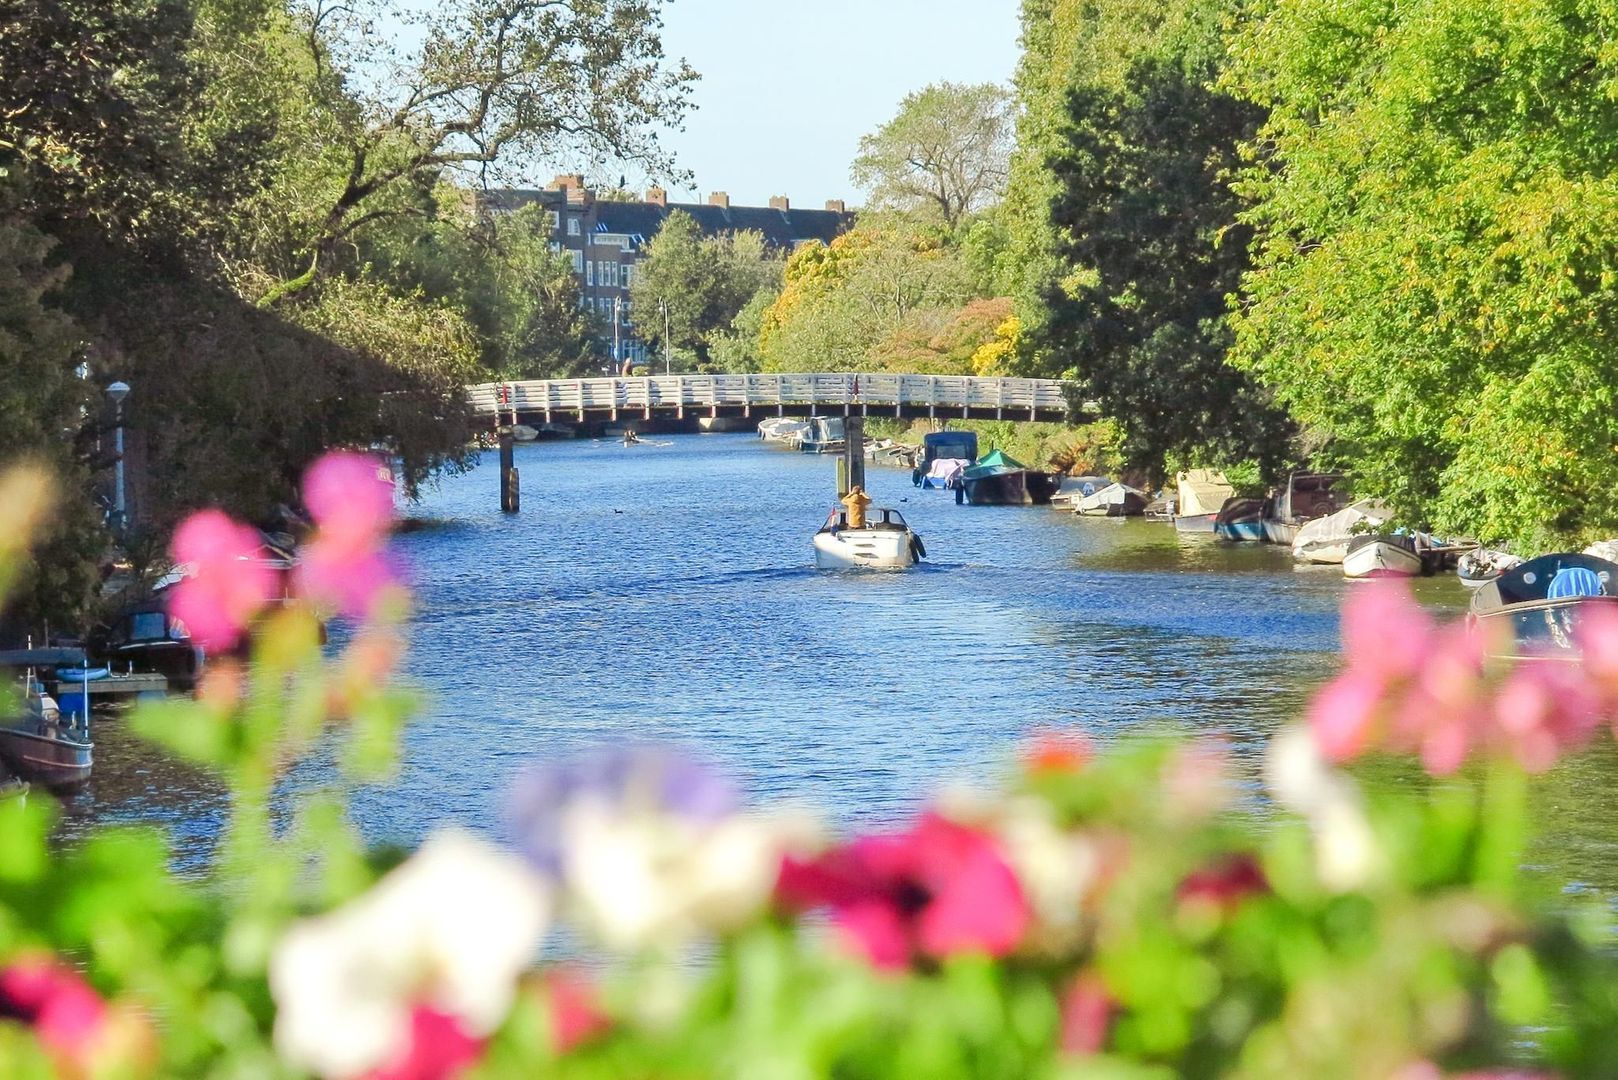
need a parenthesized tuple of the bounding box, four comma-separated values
(468, 373, 1074, 424)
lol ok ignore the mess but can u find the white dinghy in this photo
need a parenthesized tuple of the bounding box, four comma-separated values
(812, 506, 924, 570)
(1343, 533, 1427, 579)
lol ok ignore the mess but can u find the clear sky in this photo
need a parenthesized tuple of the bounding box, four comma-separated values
(629, 0, 1025, 210)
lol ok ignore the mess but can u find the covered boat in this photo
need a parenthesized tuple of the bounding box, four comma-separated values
(1052, 475, 1114, 509)
(1468, 552, 1618, 657)
(812, 507, 925, 569)
(1262, 472, 1343, 545)
(1214, 497, 1266, 542)
(911, 431, 979, 488)
(1342, 534, 1426, 579)
(1291, 500, 1392, 565)
(960, 450, 1062, 506)
(1074, 482, 1149, 518)
(797, 416, 846, 454)
(1171, 470, 1235, 533)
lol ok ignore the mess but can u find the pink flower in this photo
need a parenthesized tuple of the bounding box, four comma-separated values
(1307, 670, 1387, 763)
(1058, 972, 1113, 1056)
(541, 970, 610, 1055)
(1176, 853, 1268, 916)
(0, 956, 109, 1071)
(366, 1005, 483, 1080)
(293, 452, 399, 618)
(1341, 580, 1435, 681)
(776, 814, 1030, 969)
(303, 451, 397, 543)
(168, 509, 277, 650)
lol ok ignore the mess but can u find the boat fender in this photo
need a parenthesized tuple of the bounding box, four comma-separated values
(911, 535, 927, 561)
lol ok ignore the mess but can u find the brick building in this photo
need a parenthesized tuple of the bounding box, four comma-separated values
(487, 176, 854, 368)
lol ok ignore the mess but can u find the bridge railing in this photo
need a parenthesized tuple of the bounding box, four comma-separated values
(467, 374, 1071, 415)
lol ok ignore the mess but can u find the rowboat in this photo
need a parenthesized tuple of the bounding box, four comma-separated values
(1342, 534, 1426, 579)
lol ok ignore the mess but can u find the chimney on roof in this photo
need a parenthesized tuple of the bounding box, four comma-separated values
(825, 199, 846, 214)
(708, 191, 730, 209)
(549, 173, 585, 192)
(768, 195, 790, 211)
(646, 186, 667, 207)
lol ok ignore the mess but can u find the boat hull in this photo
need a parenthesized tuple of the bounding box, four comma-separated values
(1172, 513, 1216, 533)
(1472, 595, 1618, 659)
(0, 728, 92, 790)
(1343, 538, 1425, 579)
(962, 470, 1062, 506)
(812, 529, 919, 570)
(1262, 519, 1300, 546)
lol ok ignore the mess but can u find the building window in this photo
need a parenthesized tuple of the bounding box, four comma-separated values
(601, 261, 619, 288)
(570, 250, 583, 273)
(585, 260, 594, 286)
(622, 264, 634, 288)
(567, 217, 580, 236)
(546, 210, 560, 230)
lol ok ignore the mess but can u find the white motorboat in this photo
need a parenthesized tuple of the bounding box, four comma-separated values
(1074, 482, 1148, 517)
(812, 507, 924, 570)
(758, 417, 811, 443)
(1342, 534, 1426, 579)
(1291, 500, 1391, 565)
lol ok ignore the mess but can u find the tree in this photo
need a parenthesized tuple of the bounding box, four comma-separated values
(1225, 0, 1618, 548)
(1038, 48, 1293, 480)
(851, 82, 1014, 230)
(628, 211, 780, 370)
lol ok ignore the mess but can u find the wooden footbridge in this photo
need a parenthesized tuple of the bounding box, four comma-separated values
(467, 373, 1076, 425)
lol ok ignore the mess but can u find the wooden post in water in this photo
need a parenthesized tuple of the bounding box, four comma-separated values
(498, 427, 520, 513)
(843, 415, 865, 495)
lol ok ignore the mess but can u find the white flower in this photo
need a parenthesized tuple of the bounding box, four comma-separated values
(559, 803, 815, 951)
(269, 829, 551, 1078)
(1265, 725, 1381, 892)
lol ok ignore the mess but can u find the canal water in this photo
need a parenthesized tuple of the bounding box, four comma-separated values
(62, 434, 1618, 896)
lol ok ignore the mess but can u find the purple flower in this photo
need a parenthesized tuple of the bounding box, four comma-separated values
(506, 745, 738, 874)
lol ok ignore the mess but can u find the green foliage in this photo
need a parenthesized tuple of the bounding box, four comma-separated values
(628, 211, 782, 371)
(850, 82, 1014, 230)
(1038, 39, 1294, 482)
(1224, 0, 1618, 547)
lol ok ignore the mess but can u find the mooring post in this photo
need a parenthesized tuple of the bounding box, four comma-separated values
(843, 415, 865, 495)
(498, 427, 519, 513)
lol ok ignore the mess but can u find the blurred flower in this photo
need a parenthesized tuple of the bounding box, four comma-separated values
(1058, 972, 1114, 1057)
(1177, 853, 1267, 916)
(538, 970, 611, 1054)
(777, 813, 1030, 969)
(1161, 739, 1231, 824)
(0, 465, 52, 562)
(1023, 730, 1092, 775)
(508, 747, 808, 950)
(0, 955, 153, 1078)
(293, 451, 400, 619)
(169, 509, 277, 650)
(1266, 725, 1380, 892)
(270, 830, 550, 1079)
(367, 1006, 481, 1080)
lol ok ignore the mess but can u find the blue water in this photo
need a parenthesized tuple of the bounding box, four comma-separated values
(67, 433, 1618, 895)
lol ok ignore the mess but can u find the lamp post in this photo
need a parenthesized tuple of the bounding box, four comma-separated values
(660, 299, 671, 374)
(613, 296, 622, 374)
(106, 381, 130, 533)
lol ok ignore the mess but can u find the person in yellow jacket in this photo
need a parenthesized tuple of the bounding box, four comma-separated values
(840, 484, 871, 530)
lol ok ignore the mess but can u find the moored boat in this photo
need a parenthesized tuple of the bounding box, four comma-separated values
(797, 416, 847, 454)
(812, 506, 924, 569)
(1291, 500, 1392, 565)
(1457, 547, 1522, 588)
(1074, 482, 1149, 518)
(960, 450, 1062, 506)
(1261, 472, 1343, 545)
(0, 672, 92, 791)
(1213, 497, 1266, 542)
(758, 417, 811, 443)
(1342, 534, 1426, 579)
(1468, 552, 1618, 657)
(1171, 470, 1234, 533)
(911, 430, 979, 489)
